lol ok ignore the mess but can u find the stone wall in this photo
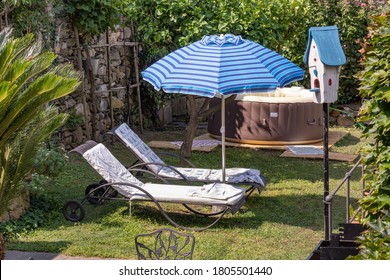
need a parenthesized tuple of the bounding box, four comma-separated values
(0, 190, 30, 222)
(54, 15, 138, 149)
(330, 104, 361, 127)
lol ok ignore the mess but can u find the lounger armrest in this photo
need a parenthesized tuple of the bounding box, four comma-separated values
(155, 151, 196, 168)
(128, 162, 189, 182)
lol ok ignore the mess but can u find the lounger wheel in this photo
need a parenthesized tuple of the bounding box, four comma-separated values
(63, 200, 85, 222)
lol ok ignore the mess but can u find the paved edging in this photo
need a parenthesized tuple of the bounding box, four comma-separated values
(4, 250, 105, 260)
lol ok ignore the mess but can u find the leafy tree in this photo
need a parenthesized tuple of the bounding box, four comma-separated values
(356, 11, 390, 259)
(1, 1, 54, 32)
(63, 0, 125, 42)
(0, 28, 81, 217)
(126, 0, 310, 157)
(125, 0, 374, 157)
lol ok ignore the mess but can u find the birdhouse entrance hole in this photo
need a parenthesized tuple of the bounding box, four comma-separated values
(314, 79, 320, 88)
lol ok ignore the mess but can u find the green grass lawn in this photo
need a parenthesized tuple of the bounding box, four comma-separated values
(4, 126, 367, 259)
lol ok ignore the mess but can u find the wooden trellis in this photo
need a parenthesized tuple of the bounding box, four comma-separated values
(73, 22, 143, 141)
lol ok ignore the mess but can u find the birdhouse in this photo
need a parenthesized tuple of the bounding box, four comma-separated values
(303, 26, 346, 103)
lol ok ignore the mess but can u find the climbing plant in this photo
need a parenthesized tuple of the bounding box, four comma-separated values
(356, 11, 390, 259)
(63, 0, 125, 42)
(0, 0, 57, 49)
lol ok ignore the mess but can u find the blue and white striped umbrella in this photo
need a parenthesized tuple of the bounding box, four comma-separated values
(142, 34, 304, 97)
(142, 34, 304, 181)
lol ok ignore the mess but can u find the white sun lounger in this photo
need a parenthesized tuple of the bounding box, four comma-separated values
(108, 123, 266, 196)
(63, 140, 246, 231)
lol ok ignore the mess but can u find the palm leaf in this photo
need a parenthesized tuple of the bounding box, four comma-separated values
(0, 138, 24, 215)
(0, 81, 11, 103)
(0, 52, 57, 125)
(2, 57, 33, 84)
(0, 30, 81, 217)
(9, 52, 57, 94)
(0, 65, 80, 145)
(0, 33, 35, 78)
(0, 107, 68, 215)
(0, 43, 15, 79)
(15, 108, 68, 184)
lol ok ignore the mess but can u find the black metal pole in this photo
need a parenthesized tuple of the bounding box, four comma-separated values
(323, 103, 331, 240)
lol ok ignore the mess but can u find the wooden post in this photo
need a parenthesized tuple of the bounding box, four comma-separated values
(106, 31, 114, 129)
(124, 23, 132, 126)
(84, 45, 97, 141)
(131, 21, 143, 133)
(74, 27, 91, 139)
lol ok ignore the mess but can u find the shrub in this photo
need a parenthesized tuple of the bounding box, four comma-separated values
(127, 0, 372, 115)
(63, 0, 125, 41)
(356, 11, 390, 259)
(0, 194, 59, 239)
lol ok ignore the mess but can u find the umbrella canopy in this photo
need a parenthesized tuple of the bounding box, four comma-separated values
(142, 34, 304, 96)
(141, 34, 304, 181)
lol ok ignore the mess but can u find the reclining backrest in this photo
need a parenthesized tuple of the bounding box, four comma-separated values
(113, 123, 165, 174)
(82, 142, 145, 197)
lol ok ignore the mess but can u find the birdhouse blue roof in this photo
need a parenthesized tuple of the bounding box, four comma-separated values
(303, 26, 346, 67)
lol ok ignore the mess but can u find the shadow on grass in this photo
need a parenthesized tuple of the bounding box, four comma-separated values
(184, 148, 363, 185)
(332, 133, 361, 147)
(62, 193, 358, 233)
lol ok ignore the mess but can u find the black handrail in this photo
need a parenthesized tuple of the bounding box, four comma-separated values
(323, 156, 365, 235)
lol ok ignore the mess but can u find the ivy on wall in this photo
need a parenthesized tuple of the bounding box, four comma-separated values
(63, 0, 124, 41)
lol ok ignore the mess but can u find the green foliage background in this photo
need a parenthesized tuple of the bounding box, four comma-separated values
(2, 0, 382, 106)
(125, 0, 373, 104)
(63, 0, 123, 40)
(355, 11, 390, 259)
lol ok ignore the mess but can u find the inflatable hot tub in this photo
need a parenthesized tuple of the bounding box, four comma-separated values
(207, 87, 323, 145)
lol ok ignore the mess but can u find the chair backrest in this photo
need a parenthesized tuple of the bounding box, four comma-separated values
(82, 142, 145, 197)
(113, 123, 165, 174)
(135, 228, 195, 260)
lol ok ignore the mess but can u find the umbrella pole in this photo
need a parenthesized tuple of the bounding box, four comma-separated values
(221, 95, 226, 183)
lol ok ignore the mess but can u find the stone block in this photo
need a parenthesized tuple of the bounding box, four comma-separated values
(98, 65, 107, 76)
(111, 96, 125, 109)
(109, 31, 121, 43)
(75, 103, 85, 115)
(65, 98, 76, 109)
(337, 115, 355, 127)
(66, 37, 76, 48)
(0, 190, 30, 222)
(100, 98, 108, 112)
(73, 126, 84, 144)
